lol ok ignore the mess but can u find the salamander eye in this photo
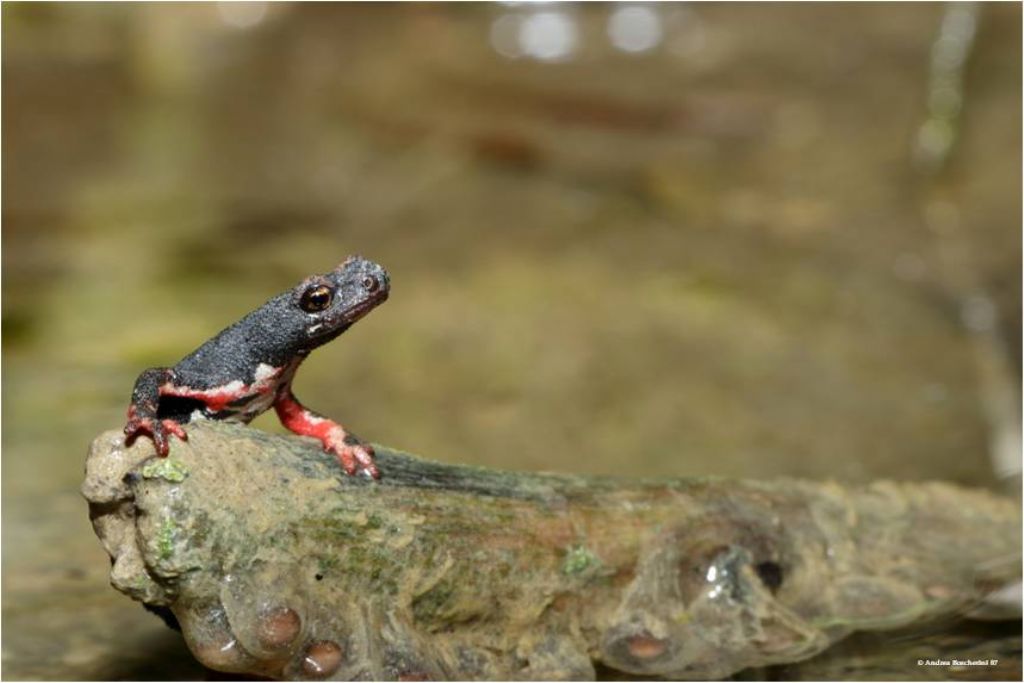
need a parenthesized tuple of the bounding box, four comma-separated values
(362, 276, 380, 293)
(300, 285, 333, 312)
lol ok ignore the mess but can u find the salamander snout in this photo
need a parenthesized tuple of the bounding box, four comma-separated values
(334, 256, 389, 314)
(352, 260, 389, 300)
(362, 275, 381, 293)
(360, 268, 389, 297)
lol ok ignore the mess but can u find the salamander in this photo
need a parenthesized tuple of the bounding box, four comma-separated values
(123, 255, 389, 478)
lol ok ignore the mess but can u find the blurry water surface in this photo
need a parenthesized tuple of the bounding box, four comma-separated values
(2, 3, 1020, 679)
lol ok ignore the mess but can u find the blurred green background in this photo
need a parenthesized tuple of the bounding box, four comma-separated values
(2, 3, 1020, 679)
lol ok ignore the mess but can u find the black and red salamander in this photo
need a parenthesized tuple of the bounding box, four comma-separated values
(123, 256, 389, 478)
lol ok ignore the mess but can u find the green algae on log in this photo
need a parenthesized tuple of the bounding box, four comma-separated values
(82, 422, 1021, 680)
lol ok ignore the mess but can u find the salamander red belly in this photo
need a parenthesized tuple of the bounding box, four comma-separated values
(161, 361, 299, 422)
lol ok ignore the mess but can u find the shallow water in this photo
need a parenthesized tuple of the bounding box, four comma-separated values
(2, 3, 1020, 680)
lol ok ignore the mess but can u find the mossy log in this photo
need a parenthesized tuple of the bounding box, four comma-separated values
(82, 421, 1020, 680)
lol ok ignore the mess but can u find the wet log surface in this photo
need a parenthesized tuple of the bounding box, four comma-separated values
(82, 421, 1021, 680)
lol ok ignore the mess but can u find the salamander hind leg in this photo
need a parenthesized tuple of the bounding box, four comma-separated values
(273, 390, 380, 479)
(124, 367, 189, 456)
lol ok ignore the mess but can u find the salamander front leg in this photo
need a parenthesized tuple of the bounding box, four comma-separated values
(273, 389, 380, 479)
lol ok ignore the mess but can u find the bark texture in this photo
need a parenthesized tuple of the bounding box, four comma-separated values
(82, 421, 1021, 680)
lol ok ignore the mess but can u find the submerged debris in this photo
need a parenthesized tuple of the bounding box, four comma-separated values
(83, 421, 1021, 680)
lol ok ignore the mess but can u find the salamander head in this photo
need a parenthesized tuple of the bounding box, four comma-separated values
(293, 255, 390, 344)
